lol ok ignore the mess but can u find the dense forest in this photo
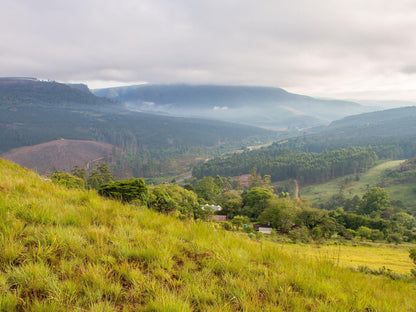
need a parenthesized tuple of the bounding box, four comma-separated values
(193, 146, 378, 184)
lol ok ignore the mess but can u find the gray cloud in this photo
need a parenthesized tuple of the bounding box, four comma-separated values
(1, 0, 416, 100)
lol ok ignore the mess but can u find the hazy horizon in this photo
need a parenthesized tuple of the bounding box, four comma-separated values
(2, 1, 416, 101)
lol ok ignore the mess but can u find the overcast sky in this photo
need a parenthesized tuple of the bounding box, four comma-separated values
(2, 0, 416, 101)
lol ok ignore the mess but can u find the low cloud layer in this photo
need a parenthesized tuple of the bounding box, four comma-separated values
(2, 0, 416, 100)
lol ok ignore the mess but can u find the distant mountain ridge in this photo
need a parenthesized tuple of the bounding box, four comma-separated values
(0, 77, 113, 107)
(94, 84, 376, 129)
(282, 106, 416, 159)
(0, 78, 281, 178)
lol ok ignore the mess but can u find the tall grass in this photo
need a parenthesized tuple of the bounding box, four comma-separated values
(1, 158, 416, 311)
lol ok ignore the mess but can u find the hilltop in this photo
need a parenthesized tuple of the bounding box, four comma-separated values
(2, 139, 117, 175)
(93, 84, 375, 129)
(0, 158, 415, 311)
(0, 77, 112, 107)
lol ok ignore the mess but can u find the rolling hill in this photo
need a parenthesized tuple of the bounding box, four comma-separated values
(93, 84, 375, 129)
(289, 106, 416, 153)
(301, 158, 416, 214)
(2, 139, 117, 175)
(1, 158, 415, 311)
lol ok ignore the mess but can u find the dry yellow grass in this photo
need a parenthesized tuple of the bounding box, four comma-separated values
(280, 242, 415, 275)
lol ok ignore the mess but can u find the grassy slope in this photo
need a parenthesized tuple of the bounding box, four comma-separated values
(301, 160, 411, 206)
(1, 159, 416, 311)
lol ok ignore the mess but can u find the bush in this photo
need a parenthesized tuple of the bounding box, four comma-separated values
(51, 171, 84, 189)
(357, 226, 372, 239)
(312, 226, 323, 241)
(409, 249, 416, 276)
(371, 229, 384, 242)
(98, 178, 148, 203)
(388, 233, 402, 244)
(342, 229, 356, 240)
(220, 221, 233, 231)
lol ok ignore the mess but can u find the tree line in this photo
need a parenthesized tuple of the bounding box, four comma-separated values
(193, 146, 378, 185)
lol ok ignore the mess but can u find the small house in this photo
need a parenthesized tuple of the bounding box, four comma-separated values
(208, 215, 227, 222)
(201, 204, 222, 212)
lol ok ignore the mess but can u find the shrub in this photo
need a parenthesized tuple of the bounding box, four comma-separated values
(371, 229, 384, 242)
(51, 171, 84, 189)
(98, 178, 148, 203)
(342, 229, 356, 240)
(409, 249, 416, 277)
(220, 221, 233, 231)
(388, 233, 402, 244)
(312, 226, 323, 241)
(357, 226, 372, 239)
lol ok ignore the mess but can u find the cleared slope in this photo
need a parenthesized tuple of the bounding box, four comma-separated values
(2, 139, 117, 175)
(0, 158, 416, 311)
(301, 159, 416, 213)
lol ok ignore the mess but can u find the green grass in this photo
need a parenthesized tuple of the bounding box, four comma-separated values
(1, 158, 416, 311)
(301, 160, 409, 206)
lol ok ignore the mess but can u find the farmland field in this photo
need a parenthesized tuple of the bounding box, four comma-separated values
(278, 242, 415, 275)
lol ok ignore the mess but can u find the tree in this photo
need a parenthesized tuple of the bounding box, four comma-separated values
(149, 188, 176, 214)
(259, 198, 299, 232)
(183, 183, 195, 192)
(219, 190, 243, 219)
(155, 184, 198, 218)
(357, 226, 372, 239)
(71, 165, 87, 182)
(392, 212, 416, 230)
(196, 176, 220, 203)
(147, 184, 199, 218)
(249, 166, 261, 188)
(297, 208, 325, 229)
(242, 187, 275, 219)
(214, 175, 224, 189)
(87, 162, 114, 190)
(357, 187, 390, 218)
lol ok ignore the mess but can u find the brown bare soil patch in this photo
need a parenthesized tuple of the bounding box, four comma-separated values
(232, 174, 251, 187)
(1, 139, 118, 175)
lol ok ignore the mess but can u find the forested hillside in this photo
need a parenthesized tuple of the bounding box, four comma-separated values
(287, 106, 416, 158)
(193, 146, 378, 184)
(0, 78, 282, 178)
(0, 77, 112, 107)
(193, 106, 416, 186)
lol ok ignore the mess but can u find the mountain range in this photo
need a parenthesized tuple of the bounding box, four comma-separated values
(2, 77, 415, 179)
(93, 84, 376, 129)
